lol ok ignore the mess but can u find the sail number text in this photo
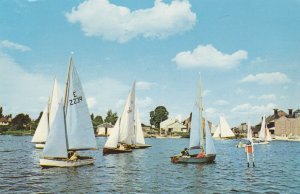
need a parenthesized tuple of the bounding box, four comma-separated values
(69, 91, 83, 106)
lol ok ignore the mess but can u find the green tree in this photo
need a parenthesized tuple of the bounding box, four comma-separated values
(11, 113, 31, 130)
(0, 107, 3, 117)
(92, 115, 103, 129)
(104, 110, 118, 125)
(150, 106, 169, 128)
(91, 113, 95, 121)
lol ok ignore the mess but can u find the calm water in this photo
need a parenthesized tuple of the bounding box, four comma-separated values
(0, 136, 299, 193)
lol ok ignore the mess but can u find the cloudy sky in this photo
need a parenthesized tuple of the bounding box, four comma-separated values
(1, 0, 299, 127)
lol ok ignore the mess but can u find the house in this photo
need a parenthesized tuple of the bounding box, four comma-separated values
(0, 117, 10, 126)
(182, 113, 192, 132)
(160, 118, 187, 134)
(274, 109, 300, 137)
(96, 122, 114, 136)
(254, 109, 300, 138)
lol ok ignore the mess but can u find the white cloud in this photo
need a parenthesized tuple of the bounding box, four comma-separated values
(240, 72, 290, 84)
(0, 40, 31, 52)
(136, 81, 156, 90)
(203, 89, 211, 97)
(136, 97, 153, 109)
(215, 99, 229, 106)
(84, 77, 129, 114)
(173, 44, 248, 69)
(65, 0, 196, 43)
(231, 103, 276, 115)
(87, 97, 97, 108)
(258, 94, 276, 101)
(0, 52, 51, 118)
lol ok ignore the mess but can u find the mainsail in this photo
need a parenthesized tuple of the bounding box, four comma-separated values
(219, 116, 235, 138)
(119, 82, 136, 145)
(258, 115, 266, 141)
(32, 78, 61, 143)
(64, 59, 97, 150)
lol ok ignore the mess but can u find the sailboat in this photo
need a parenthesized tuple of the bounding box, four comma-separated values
(255, 115, 271, 144)
(213, 116, 235, 139)
(171, 77, 216, 164)
(236, 121, 253, 148)
(40, 57, 97, 167)
(31, 79, 61, 149)
(102, 117, 133, 155)
(118, 81, 150, 149)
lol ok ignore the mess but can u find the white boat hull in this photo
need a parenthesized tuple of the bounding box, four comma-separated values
(35, 143, 45, 149)
(40, 157, 95, 167)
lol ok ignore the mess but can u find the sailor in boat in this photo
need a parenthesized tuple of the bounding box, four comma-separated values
(68, 151, 79, 161)
(117, 143, 126, 150)
(196, 149, 205, 158)
(180, 148, 190, 158)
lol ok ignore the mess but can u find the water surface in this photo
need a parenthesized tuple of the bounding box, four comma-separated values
(0, 136, 299, 193)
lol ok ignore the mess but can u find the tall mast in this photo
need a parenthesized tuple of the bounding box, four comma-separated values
(199, 74, 205, 151)
(63, 56, 73, 150)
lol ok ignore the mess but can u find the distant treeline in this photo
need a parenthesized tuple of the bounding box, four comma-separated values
(0, 105, 170, 133)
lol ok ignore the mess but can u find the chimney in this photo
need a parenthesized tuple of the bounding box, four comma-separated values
(274, 109, 279, 119)
(288, 109, 293, 118)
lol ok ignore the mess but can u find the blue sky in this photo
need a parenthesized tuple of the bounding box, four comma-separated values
(0, 0, 299, 127)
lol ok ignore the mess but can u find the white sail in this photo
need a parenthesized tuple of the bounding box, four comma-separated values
(31, 105, 49, 143)
(258, 115, 266, 141)
(213, 125, 220, 138)
(119, 82, 136, 145)
(189, 102, 202, 149)
(219, 116, 235, 138)
(246, 121, 253, 143)
(43, 100, 68, 158)
(205, 123, 216, 154)
(48, 78, 61, 129)
(135, 109, 145, 145)
(104, 117, 121, 148)
(265, 126, 272, 141)
(64, 60, 97, 150)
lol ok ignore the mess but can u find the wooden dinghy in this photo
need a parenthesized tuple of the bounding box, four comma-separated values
(171, 76, 217, 165)
(40, 156, 94, 167)
(102, 147, 132, 155)
(171, 154, 216, 164)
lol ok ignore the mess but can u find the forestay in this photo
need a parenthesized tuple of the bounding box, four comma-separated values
(43, 100, 68, 158)
(65, 61, 97, 150)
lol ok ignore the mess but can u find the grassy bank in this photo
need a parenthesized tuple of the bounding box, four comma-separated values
(0, 129, 33, 136)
